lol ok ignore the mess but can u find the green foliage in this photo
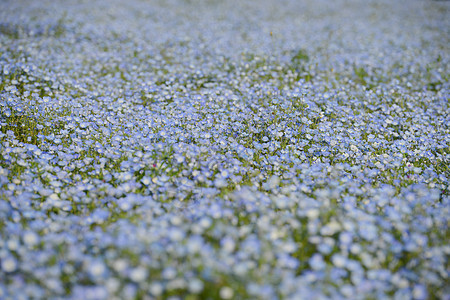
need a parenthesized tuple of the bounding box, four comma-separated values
(1, 109, 40, 145)
(291, 48, 310, 65)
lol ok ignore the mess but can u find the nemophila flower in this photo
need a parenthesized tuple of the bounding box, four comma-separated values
(162, 267, 177, 280)
(188, 278, 204, 293)
(88, 208, 110, 224)
(219, 286, 234, 299)
(263, 175, 280, 191)
(331, 254, 348, 269)
(1, 255, 18, 273)
(129, 266, 148, 283)
(22, 230, 39, 247)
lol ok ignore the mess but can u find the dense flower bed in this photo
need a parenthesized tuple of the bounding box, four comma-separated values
(0, 0, 449, 299)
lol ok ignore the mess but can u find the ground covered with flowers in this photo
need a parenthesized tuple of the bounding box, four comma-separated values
(0, 0, 449, 299)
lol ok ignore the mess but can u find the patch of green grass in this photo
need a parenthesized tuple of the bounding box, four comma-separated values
(291, 48, 310, 65)
(0, 105, 68, 146)
(1, 108, 40, 145)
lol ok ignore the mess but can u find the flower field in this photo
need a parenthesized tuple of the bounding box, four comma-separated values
(0, 0, 449, 299)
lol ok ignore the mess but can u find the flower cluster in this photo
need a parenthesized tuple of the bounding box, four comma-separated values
(0, 0, 448, 299)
